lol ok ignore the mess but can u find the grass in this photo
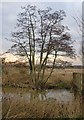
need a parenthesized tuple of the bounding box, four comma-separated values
(2, 64, 83, 91)
(1, 64, 83, 119)
(2, 86, 82, 118)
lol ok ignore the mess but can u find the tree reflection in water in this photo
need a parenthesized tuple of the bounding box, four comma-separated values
(30, 90, 47, 101)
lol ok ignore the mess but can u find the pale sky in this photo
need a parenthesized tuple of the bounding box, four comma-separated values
(0, 0, 83, 2)
(0, 1, 83, 65)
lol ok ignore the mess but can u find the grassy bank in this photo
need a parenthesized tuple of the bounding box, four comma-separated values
(2, 64, 82, 90)
(2, 64, 83, 119)
(2, 86, 82, 119)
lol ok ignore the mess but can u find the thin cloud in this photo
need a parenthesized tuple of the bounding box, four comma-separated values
(1, 0, 83, 2)
(1, 2, 82, 65)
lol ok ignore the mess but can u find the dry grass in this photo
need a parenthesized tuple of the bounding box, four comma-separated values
(2, 65, 30, 87)
(2, 64, 83, 119)
(2, 88, 82, 118)
(2, 64, 83, 91)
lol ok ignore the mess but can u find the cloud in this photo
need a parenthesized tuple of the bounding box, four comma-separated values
(0, 2, 82, 65)
(0, 52, 82, 65)
(1, 0, 83, 2)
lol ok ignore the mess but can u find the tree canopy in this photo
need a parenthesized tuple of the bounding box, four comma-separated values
(9, 5, 75, 89)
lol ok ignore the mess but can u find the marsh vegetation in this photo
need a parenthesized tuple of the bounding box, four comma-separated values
(2, 86, 82, 119)
(2, 64, 83, 119)
(1, 4, 83, 119)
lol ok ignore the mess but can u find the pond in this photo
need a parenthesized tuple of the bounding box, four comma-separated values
(2, 86, 82, 118)
(3, 89, 74, 103)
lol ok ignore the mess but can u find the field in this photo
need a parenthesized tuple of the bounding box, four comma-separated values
(2, 64, 83, 90)
(2, 86, 82, 118)
(1, 63, 84, 119)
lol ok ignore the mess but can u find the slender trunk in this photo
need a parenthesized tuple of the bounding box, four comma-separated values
(29, 13, 36, 88)
(44, 51, 57, 84)
(40, 16, 44, 64)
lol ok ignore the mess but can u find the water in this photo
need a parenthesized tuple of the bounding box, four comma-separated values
(2, 89, 74, 103)
(2, 87, 82, 118)
(46, 89, 74, 103)
(0, 93, 2, 102)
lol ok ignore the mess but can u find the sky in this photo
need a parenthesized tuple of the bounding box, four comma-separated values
(0, 1, 83, 65)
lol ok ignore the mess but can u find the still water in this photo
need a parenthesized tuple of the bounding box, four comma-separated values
(3, 89, 74, 103)
(2, 87, 82, 118)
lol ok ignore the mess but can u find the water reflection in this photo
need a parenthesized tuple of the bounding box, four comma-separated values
(2, 87, 82, 118)
(3, 89, 75, 103)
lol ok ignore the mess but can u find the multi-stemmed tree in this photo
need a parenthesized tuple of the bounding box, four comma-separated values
(9, 5, 75, 90)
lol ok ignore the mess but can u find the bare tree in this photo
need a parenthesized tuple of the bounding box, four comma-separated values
(9, 5, 75, 90)
(73, 16, 84, 66)
(73, 3, 84, 96)
(73, 9, 84, 61)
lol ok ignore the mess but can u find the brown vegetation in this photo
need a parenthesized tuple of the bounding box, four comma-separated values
(2, 63, 83, 119)
(2, 63, 83, 90)
(2, 86, 82, 119)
